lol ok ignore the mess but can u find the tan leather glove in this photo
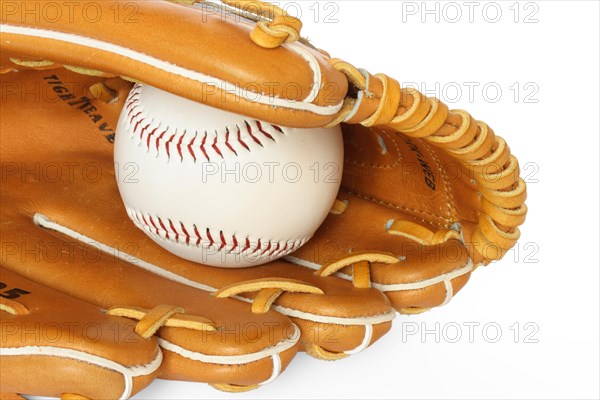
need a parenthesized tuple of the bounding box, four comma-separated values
(1, 0, 525, 260)
(0, 69, 302, 395)
(0, 267, 160, 399)
(0, 0, 527, 395)
(0, 67, 394, 397)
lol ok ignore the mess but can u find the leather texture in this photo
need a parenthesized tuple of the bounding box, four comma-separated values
(0, 69, 302, 396)
(0, 0, 348, 127)
(114, 83, 344, 267)
(0, 267, 161, 399)
(0, 0, 527, 396)
(0, 68, 394, 397)
(292, 125, 477, 312)
(0, 1, 527, 268)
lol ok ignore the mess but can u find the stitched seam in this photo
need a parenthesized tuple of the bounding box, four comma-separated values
(126, 206, 307, 257)
(270, 304, 397, 321)
(421, 139, 458, 221)
(340, 259, 471, 287)
(1, 24, 344, 114)
(157, 334, 296, 367)
(372, 273, 467, 288)
(342, 189, 452, 228)
(124, 85, 285, 162)
(342, 128, 454, 226)
(343, 128, 404, 169)
(0, 346, 162, 371)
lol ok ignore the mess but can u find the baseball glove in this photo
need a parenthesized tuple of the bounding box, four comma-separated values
(0, 266, 161, 399)
(0, 67, 394, 397)
(0, 0, 527, 395)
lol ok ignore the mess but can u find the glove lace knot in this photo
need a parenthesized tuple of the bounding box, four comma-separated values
(213, 278, 323, 314)
(316, 252, 399, 289)
(329, 59, 527, 264)
(107, 304, 216, 339)
(0, 298, 30, 316)
(386, 220, 462, 246)
(173, 0, 302, 48)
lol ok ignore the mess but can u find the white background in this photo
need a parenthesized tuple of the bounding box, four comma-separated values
(134, 1, 600, 399)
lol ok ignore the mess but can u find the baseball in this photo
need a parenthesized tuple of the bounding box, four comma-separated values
(114, 84, 343, 267)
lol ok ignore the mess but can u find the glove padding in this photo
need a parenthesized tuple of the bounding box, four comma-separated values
(0, 267, 161, 399)
(292, 124, 482, 313)
(0, 0, 527, 393)
(0, 0, 526, 266)
(0, 68, 395, 398)
(0, 70, 300, 394)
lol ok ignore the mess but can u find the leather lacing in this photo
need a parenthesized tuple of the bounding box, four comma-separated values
(324, 61, 527, 265)
(0, 0, 304, 76)
(213, 279, 358, 361)
(173, 0, 302, 48)
(316, 251, 399, 289)
(0, 0, 526, 267)
(0, 298, 30, 316)
(213, 278, 324, 314)
(314, 201, 468, 292)
(107, 304, 216, 339)
(168, 0, 526, 265)
(0, 298, 142, 400)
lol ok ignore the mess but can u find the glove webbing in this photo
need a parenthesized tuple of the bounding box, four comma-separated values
(327, 60, 527, 264)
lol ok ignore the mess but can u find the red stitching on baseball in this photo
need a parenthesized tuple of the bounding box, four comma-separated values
(245, 121, 262, 147)
(165, 132, 177, 160)
(193, 224, 202, 245)
(127, 85, 141, 105)
(237, 126, 250, 151)
(225, 128, 237, 155)
(282, 242, 295, 257)
(169, 219, 179, 242)
(180, 221, 191, 245)
(206, 228, 215, 246)
(256, 121, 274, 141)
(187, 133, 198, 162)
(219, 231, 227, 251)
(124, 86, 142, 122)
(212, 135, 223, 158)
(262, 241, 272, 256)
(127, 207, 307, 257)
(127, 94, 140, 104)
(230, 235, 239, 253)
(127, 92, 140, 104)
(200, 132, 209, 161)
(243, 238, 251, 252)
(157, 216, 170, 240)
(146, 126, 158, 149)
(140, 214, 148, 228)
(177, 131, 186, 161)
(277, 242, 289, 257)
(252, 239, 262, 255)
(127, 104, 138, 119)
(156, 130, 167, 153)
(132, 115, 143, 131)
(269, 242, 280, 257)
(124, 85, 287, 163)
(148, 216, 160, 236)
(140, 123, 150, 141)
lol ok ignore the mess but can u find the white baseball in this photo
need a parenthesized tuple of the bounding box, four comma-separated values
(114, 84, 343, 268)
